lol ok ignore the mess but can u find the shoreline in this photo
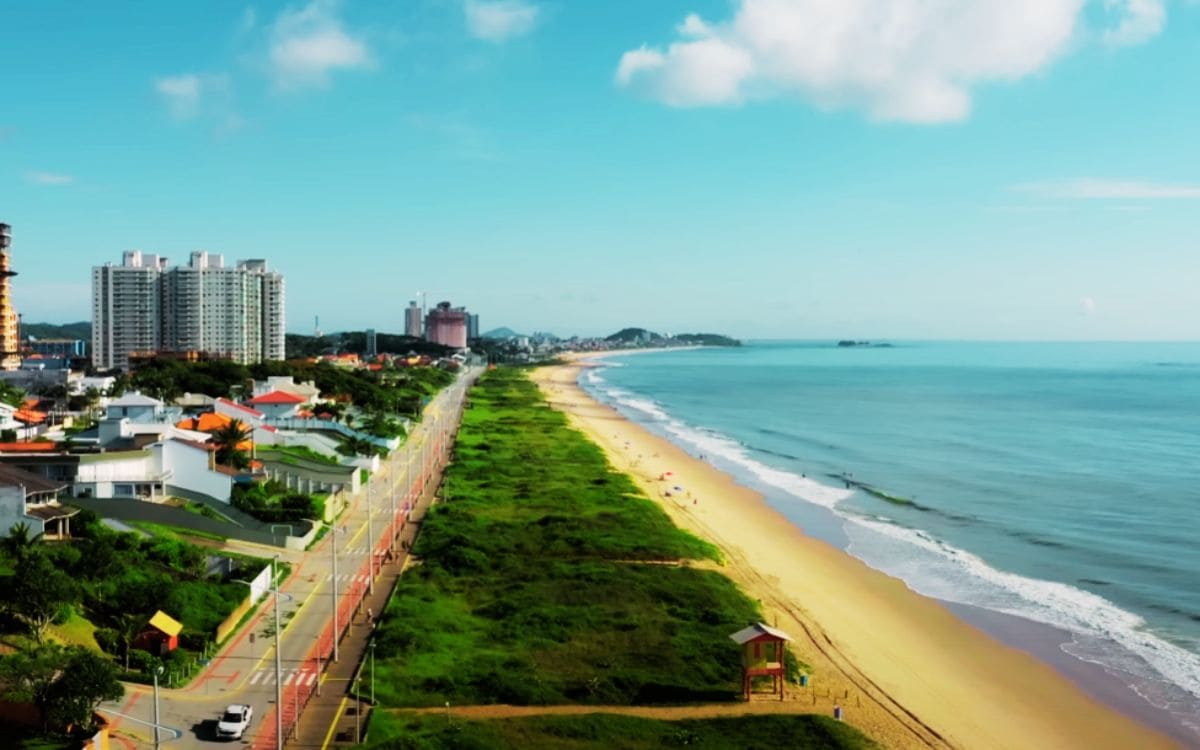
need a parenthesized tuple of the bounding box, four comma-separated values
(532, 356, 1183, 750)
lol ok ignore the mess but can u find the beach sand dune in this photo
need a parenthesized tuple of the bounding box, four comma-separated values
(532, 359, 1182, 750)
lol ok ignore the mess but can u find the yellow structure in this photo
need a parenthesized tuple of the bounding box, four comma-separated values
(0, 224, 18, 371)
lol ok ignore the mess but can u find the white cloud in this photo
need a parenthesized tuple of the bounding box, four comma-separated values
(616, 0, 1168, 123)
(1081, 296, 1097, 315)
(155, 74, 204, 119)
(464, 0, 539, 42)
(1018, 178, 1200, 199)
(269, 0, 371, 90)
(1103, 0, 1165, 46)
(26, 171, 74, 186)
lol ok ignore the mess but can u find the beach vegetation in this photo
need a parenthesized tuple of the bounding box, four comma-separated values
(374, 369, 772, 708)
(363, 711, 878, 750)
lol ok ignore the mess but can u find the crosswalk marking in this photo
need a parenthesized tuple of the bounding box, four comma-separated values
(248, 669, 317, 687)
(323, 573, 371, 584)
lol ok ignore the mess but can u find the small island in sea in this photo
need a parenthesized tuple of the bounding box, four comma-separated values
(837, 340, 894, 348)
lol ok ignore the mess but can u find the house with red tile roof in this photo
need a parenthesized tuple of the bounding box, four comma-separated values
(246, 389, 307, 419)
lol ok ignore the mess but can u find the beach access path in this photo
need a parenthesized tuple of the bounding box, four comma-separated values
(532, 358, 1183, 750)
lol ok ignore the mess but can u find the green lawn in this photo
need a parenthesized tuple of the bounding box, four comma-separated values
(363, 712, 879, 750)
(373, 369, 778, 708)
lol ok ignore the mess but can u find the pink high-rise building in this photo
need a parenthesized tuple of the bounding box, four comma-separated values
(425, 301, 468, 349)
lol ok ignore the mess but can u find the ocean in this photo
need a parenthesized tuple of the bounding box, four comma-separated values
(579, 341, 1200, 744)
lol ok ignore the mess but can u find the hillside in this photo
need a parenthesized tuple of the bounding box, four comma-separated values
(481, 327, 524, 340)
(22, 321, 91, 340)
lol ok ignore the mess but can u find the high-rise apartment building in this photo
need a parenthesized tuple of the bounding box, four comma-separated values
(425, 301, 468, 349)
(92, 251, 285, 371)
(404, 300, 423, 338)
(467, 313, 480, 341)
(0, 224, 21, 371)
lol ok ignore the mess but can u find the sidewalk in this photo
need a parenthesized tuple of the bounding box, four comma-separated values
(288, 419, 455, 748)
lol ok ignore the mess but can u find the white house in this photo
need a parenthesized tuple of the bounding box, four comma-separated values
(73, 437, 233, 503)
(252, 376, 320, 402)
(0, 464, 75, 539)
(105, 391, 181, 424)
(215, 398, 266, 430)
(0, 402, 27, 436)
(246, 390, 307, 419)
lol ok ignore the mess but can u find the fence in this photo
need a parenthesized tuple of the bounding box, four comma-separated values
(214, 565, 274, 644)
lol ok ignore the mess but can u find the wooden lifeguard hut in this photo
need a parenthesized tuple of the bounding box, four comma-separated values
(730, 622, 792, 701)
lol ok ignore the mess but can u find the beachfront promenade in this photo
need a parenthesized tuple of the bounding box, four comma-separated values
(100, 368, 479, 749)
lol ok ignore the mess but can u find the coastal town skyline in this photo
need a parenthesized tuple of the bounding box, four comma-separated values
(4, 1, 1199, 340)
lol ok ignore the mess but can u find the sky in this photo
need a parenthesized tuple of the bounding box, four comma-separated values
(1, 0, 1198, 341)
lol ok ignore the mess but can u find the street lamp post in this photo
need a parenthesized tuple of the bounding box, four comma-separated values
(233, 555, 288, 750)
(366, 481, 375, 595)
(152, 665, 163, 750)
(314, 521, 346, 662)
(272, 556, 283, 750)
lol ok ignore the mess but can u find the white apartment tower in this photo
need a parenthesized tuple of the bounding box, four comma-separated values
(92, 251, 285, 370)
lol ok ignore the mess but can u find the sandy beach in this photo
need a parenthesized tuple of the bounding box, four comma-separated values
(531, 357, 1183, 750)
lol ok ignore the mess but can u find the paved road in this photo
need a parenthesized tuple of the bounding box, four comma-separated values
(100, 368, 479, 749)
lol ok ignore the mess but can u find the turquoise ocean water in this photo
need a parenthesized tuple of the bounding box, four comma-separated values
(580, 341, 1200, 742)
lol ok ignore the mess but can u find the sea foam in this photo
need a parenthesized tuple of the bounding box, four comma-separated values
(582, 364, 1200, 717)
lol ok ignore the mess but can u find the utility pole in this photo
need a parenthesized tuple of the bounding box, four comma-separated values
(152, 665, 162, 750)
(331, 526, 340, 662)
(273, 555, 283, 750)
(367, 481, 375, 594)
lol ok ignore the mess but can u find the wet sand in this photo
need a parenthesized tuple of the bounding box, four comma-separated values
(531, 357, 1182, 750)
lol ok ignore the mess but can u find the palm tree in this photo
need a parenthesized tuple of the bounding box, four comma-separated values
(2, 522, 41, 563)
(212, 419, 252, 469)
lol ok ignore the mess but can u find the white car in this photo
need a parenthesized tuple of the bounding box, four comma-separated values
(216, 704, 254, 740)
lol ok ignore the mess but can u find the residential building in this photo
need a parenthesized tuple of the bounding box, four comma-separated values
(250, 376, 320, 402)
(366, 328, 378, 357)
(405, 300, 422, 338)
(246, 390, 307, 419)
(0, 224, 19, 372)
(467, 313, 480, 341)
(91, 251, 286, 370)
(0, 463, 74, 539)
(425, 301, 468, 348)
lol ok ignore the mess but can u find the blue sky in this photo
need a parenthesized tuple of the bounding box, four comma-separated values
(2, 0, 1198, 340)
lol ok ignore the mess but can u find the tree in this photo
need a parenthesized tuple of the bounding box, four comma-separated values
(0, 645, 123, 733)
(83, 387, 102, 419)
(0, 380, 25, 408)
(212, 419, 252, 469)
(0, 644, 64, 729)
(46, 648, 124, 732)
(3, 554, 80, 643)
(1, 521, 42, 563)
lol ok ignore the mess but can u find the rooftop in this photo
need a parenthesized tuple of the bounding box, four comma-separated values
(729, 622, 793, 645)
(248, 390, 306, 406)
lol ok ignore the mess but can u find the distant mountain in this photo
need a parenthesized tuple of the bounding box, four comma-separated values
(481, 327, 524, 340)
(673, 332, 741, 347)
(605, 327, 657, 343)
(22, 321, 91, 340)
(605, 328, 740, 347)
